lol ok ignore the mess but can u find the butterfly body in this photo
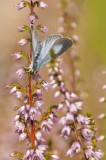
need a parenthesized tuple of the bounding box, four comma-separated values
(30, 24, 73, 72)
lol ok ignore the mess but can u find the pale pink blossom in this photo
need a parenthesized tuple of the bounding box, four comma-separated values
(66, 142, 81, 158)
(82, 128, 93, 141)
(99, 97, 106, 103)
(35, 131, 42, 141)
(65, 92, 70, 100)
(51, 155, 59, 159)
(19, 133, 27, 141)
(85, 148, 94, 159)
(57, 27, 64, 33)
(61, 125, 71, 140)
(16, 68, 25, 78)
(41, 120, 52, 133)
(39, 1, 48, 9)
(16, 2, 25, 10)
(10, 86, 17, 94)
(72, 34, 79, 42)
(15, 91, 22, 99)
(15, 121, 25, 132)
(57, 103, 64, 111)
(18, 38, 28, 46)
(71, 22, 77, 29)
(54, 91, 60, 98)
(77, 114, 90, 126)
(37, 89, 42, 97)
(13, 52, 22, 60)
(69, 103, 77, 114)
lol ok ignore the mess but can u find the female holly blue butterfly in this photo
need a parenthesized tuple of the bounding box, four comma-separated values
(30, 24, 73, 72)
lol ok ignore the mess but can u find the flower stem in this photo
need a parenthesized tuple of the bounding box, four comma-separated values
(29, 0, 35, 146)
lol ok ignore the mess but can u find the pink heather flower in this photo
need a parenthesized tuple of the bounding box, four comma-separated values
(99, 97, 106, 103)
(35, 131, 42, 141)
(54, 66, 59, 72)
(66, 142, 81, 158)
(85, 148, 94, 159)
(57, 103, 64, 111)
(10, 86, 17, 94)
(17, 25, 28, 32)
(40, 25, 48, 33)
(58, 75, 62, 81)
(35, 100, 43, 108)
(97, 135, 105, 142)
(54, 91, 60, 98)
(23, 150, 30, 159)
(59, 116, 66, 125)
(57, 27, 64, 33)
(75, 101, 83, 110)
(77, 114, 90, 126)
(18, 38, 28, 46)
(41, 120, 52, 133)
(36, 149, 45, 160)
(18, 106, 25, 113)
(17, 26, 24, 32)
(52, 83, 58, 89)
(29, 14, 36, 23)
(97, 113, 106, 119)
(39, 1, 48, 9)
(15, 91, 22, 99)
(16, 68, 25, 78)
(61, 125, 71, 140)
(19, 132, 27, 141)
(65, 99, 70, 108)
(69, 103, 77, 114)
(16, 2, 25, 10)
(29, 107, 41, 120)
(26, 104, 30, 110)
(66, 113, 74, 122)
(13, 52, 22, 60)
(72, 34, 79, 42)
(49, 113, 57, 123)
(58, 16, 64, 23)
(65, 92, 70, 101)
(51, 155, 59, 159)
(15, 121, 25, 132)
(23, 95, 28, 103)
(42, 82, 51, 90)
(94, 149, 104, 159)
(82, 128, 93, 141)
(71, 22, 77, 29)
(37, 89, 42, 97)
(102, 84, 106, 90)
(70, 92, 79, 100)
(13, 115, 20, 122)
(60, 82, 65, 92)
(5, 85, 10, 88)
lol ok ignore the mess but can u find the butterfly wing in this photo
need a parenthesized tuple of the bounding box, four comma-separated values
(33, 34, 63, 70)
(36, 37, 73, 70)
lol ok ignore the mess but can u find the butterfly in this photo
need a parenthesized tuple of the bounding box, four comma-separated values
(30, 24, 73, 72)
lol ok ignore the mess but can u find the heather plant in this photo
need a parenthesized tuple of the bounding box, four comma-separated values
(6, 0, 105, 160)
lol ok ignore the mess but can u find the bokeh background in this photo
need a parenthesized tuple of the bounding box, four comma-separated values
(0, 0, 106, 159)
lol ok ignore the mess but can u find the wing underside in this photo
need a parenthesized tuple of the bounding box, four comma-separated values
(36, 37, 73, 70)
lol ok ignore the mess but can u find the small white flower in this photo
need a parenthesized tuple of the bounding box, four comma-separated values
(19, 133, 27, 141)
(39, 1, 48, 9)
(10, 86, 17, 94)
(15, 91, 22, 99)
(18, 38, 28, 46)
(54, 91, 60, 98)
(16, 68, 25, 78)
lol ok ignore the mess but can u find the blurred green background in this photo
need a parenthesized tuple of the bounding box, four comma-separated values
(0, 0, 106, 159)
